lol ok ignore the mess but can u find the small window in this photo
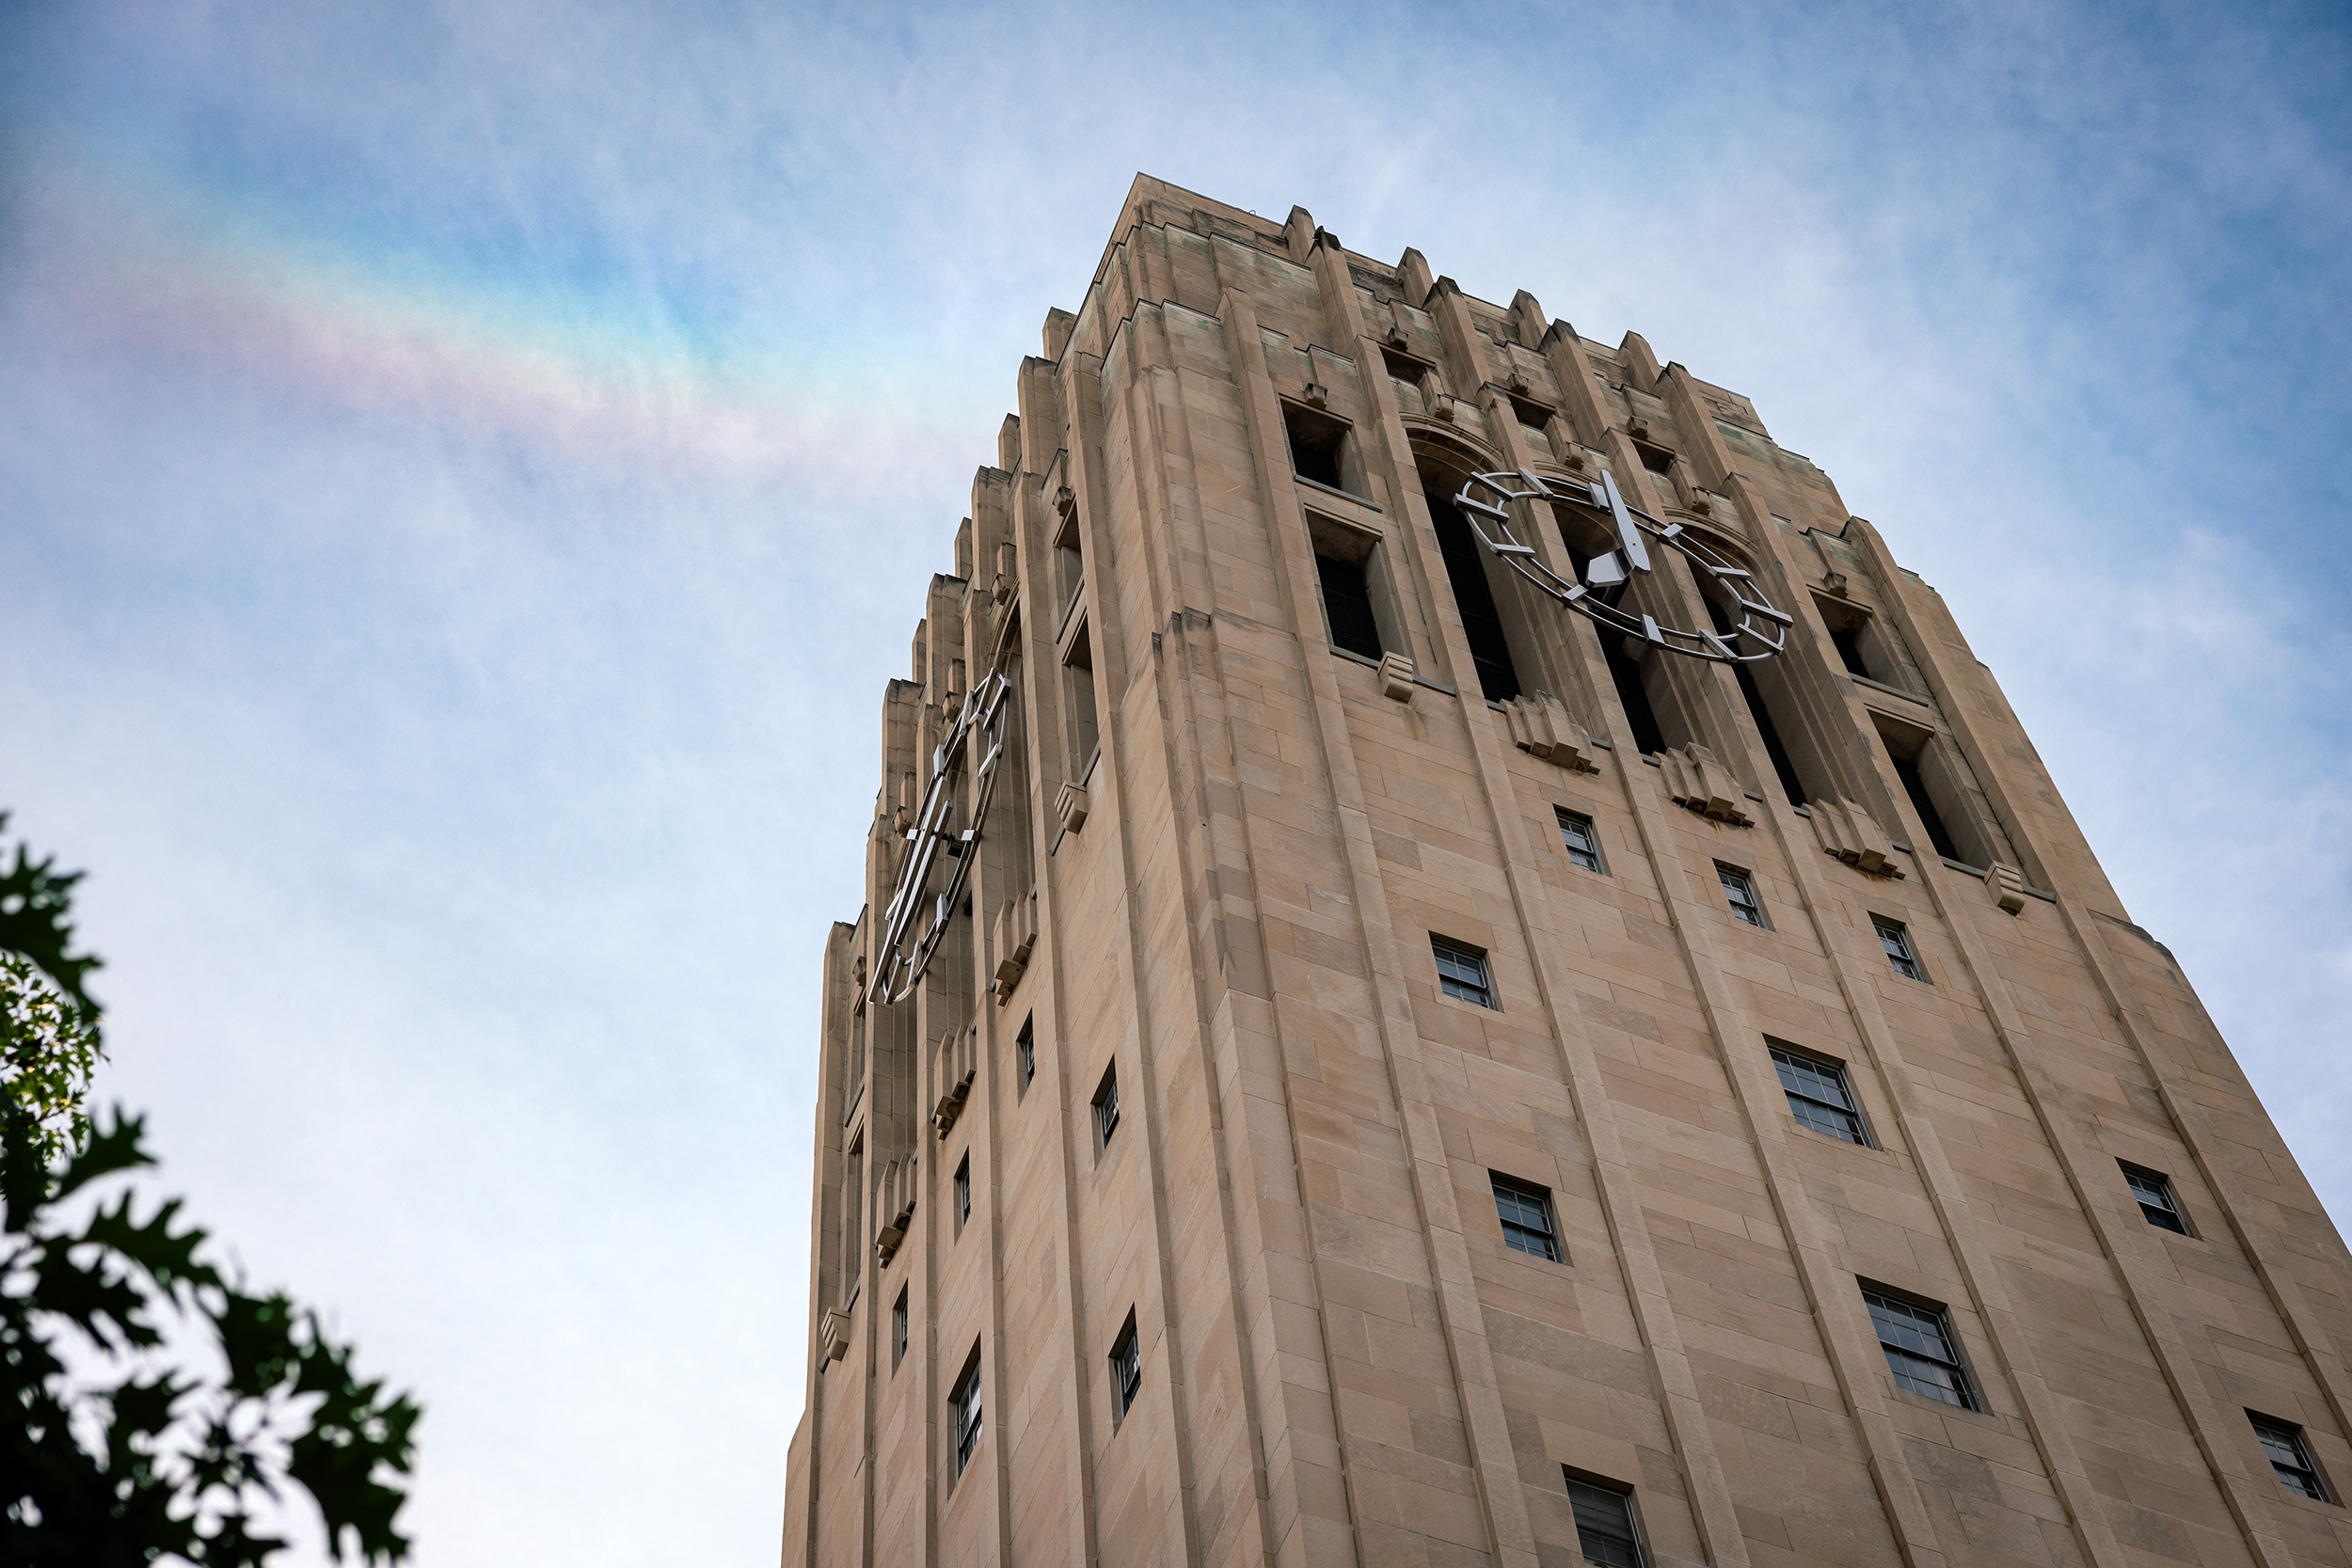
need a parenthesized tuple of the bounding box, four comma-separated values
(1718, 864, 1766, 927)
(1872, 917, 1923, 980)
(1864, 1288, 1979, 1410)
(1282, 401, 1352, 492)
(954, 1154, 971, 1232)
(1015, 1016, 1036, 1095)
(1490, 1174, 1561, 1262)
(949, 1346, 984, 1475)
(2122, 1164, 2190, 1236)
(1092, 1065, 1120, 1151)
(1555, 808, 1605, 874)
(891, 1287, 909, 1370)
(844, 1136, 865, 1302)
(1109, 1311, 1142, 1420)
(1771, 1044, 1870, 1147)
(1316, 551, 1385, 661)
(1890, 750, 1963, 863)
(1431, 935, 1495, 1008)
(2249, 1412, 2331, 1502)
(1565, 1476, 1646, 1567)
(1815, 596, 1876, 680)
(1053, 508, 1084, 618)
(1831, 623, 1870, 678)
(1063, 625, 1100, 776)
(1509, 393, 1555, 435)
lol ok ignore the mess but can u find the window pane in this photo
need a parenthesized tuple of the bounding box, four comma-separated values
(1772, 1046, 1867, 1145)
(1095, 1075, 1120, 1146)
(1873, 918, 1922, 980)
(1433, 937, 1494, 1007)
(1566, 1480, 1645, 1568)
(951, 1357, 984, 1472)
(2124, 1167, 2189, 1235)
(1720, 866, 1763, 926)
(1492, 1175, 1560, 1261)
(1111, 1320, 1142, 1417)
(1865, 1291, 1976, 1411)
(1317, 553, 1385, 661)
(2251, 1415, 2329, 1500)
(1556, 808, 1604, 873)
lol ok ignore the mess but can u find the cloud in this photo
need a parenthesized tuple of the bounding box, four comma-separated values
(4, 0, 2347, 1561)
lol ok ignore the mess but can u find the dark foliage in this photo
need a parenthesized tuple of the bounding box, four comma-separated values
(1, 817, 418, 1563)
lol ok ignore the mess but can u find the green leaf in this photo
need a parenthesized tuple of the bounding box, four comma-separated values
(0, 816, 103, 1020)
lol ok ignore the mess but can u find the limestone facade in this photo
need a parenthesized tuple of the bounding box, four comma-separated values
(780, 176, 2352, 1568)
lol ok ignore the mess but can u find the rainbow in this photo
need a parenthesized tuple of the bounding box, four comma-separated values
(19, 131, 933, 479)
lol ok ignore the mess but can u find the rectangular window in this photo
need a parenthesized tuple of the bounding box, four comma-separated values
(891, 1287, 908, 1371)
(1892, 751, 1963, 863)
(1865, 1288, 1979, 1410)
(1555, 807, 1605, 873)
(1872, 917, 1924, 980)
(1283, 401, 1354, 493)
(1053, 508, 1084, 618)
(1431, 935, 1495, 1008)
(2249, 1412, 2331, 1501)
(954, 1154, 971, 1232)
(1093, 1065, 1120, 1151)
(1109, 1311, 1142, 1420)
(1815, 595, 1876, 680)
(1719, 864, 1765, 927)
(1062, 625, 1100, 775)
(844, 1137, 865, 1303)
(1316, 551, 1386, 662)
(1771, 1044, 1870, 1146)
(1565, 1477, 1646, 1567)
(949, 1346, 983, 1476)
(1491, 1173, 1561, 1261)
(2122, 1164, 2191, 1236)
(1015, 1016, 1036, 1095)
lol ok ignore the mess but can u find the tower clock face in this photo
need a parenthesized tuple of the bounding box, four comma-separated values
(1453, 468, 1790, 663)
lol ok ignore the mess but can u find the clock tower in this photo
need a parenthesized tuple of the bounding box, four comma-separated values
(783, 175, 2352, 1568)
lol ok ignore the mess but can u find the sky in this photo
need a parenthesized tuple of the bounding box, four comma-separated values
(1, 1, 2346, 1562)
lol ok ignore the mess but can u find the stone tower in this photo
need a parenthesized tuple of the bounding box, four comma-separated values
(779, 176, 2352, 1568)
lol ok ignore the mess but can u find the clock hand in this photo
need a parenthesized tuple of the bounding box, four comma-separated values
(1599, 469, 1653, 574)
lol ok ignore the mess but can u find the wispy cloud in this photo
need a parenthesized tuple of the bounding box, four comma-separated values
(5, 1, 2347, 1562)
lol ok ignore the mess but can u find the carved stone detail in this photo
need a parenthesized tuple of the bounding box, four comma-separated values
(1501, 692, 1600, 773)
(1985, 862, 2027, 914)
(1809, 797, 1902, 877)
(993, 892, 1039, 1001)
(1659, 744, 1753, 825)
(1055, 780, 1089, 834)
(931, 1029, 977, 1135)
(873, 1159, 916, 1266)
(1377, 652, 1417, 704)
